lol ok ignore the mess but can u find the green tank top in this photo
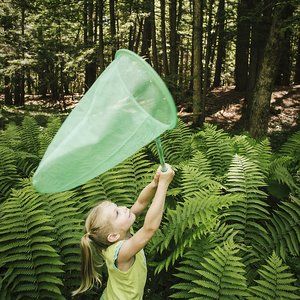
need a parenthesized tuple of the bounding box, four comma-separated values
(100, 237, 147, 300)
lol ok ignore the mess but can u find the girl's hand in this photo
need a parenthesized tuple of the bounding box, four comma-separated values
(157, 164, 174, 186)
(151, 166, 162, 188)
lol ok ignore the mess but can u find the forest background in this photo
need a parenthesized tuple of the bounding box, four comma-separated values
(0, 0, 300, 299)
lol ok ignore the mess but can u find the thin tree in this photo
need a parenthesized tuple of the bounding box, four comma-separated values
(109, 0, 117, 60)
(160, 0, 169, 75)
(192, 0, 204, 126)
(151, 0, 158, 70)
(98, 0, 105, 73)
(234, 0, 251, 91)
(294, 35, 300, 84)
(213, 0, 225, 87)
(169, 0, 179, 83)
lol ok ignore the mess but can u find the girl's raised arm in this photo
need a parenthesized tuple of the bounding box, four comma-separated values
(118, 165, 174, 262)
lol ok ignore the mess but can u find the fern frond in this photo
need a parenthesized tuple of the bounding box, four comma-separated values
(269, 156, 300, 194)
(14, 151, 40, 177)
(248, 252, 299, 299)
(266, 195, 300, 259)
(170, 225, 237, 299)
(0, 122, 21, 151)
(279, 131, 300, 164)
(148, 119, 193, 165)
(0, 188, 65, 299)
(232, 135, 272, 175)
(19, 116, 40, 156)
(171, 234, 248, 299)
(148, 193, 240, 273)
(192, 123, 234, 179)
(223, 155, 269, 244)
(38, 116, 62, 157)
(0, 146, 21, 202)
(191, 237, 249, 299)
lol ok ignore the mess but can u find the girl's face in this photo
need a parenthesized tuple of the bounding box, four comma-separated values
(103, 202, 136, 239)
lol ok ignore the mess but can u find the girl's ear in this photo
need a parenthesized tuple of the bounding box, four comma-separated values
(107, 233, 120, 243)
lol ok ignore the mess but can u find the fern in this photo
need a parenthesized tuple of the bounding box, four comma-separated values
(223, 155, 270, 247)
(38, 116, 62, 157)
(0, 146, 21, 202)
(19, 116, 41, 156)
(148, 193, 240, 274)
(180, 165, 224, 198)
(15, 151, 40, 178)
(192, 123, 234, 179)
(279, 131, 300, 164)
(0, 188, 65, 299)
(170, 224, 236, 299)
(0, 122, 21, 151)
(265, 195, 300, 259)
(232, 135, 272, 175)
(248, 252, 299, 299)
(148, 119, 194, 165)
(17, 180, 83, 297)
(269, 156, 300, 195)
(171, 234, 249, 299)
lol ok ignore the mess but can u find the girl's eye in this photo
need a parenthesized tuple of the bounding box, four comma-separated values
(116, 211, 118, 216)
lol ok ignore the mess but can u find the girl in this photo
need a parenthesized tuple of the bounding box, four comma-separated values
(72, 164, 175, 299)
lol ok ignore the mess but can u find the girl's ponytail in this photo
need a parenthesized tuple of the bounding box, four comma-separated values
(72, 233, 102, 297)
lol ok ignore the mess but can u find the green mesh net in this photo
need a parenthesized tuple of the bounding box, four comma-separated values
(32, 49, 177, 193)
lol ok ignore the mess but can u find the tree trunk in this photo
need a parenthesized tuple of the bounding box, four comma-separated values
(134, 18, 143, 53)
(14, 4, 25, 107)
(160, 0, 169, 75)
(294, 36, 300, 84)
(203, 0, 214, 100)
(128, 0, 135, 51)
(249, 6, 288, 138)
(243, 0, 272, 128)
(192, 0, 203, 126)
(169, 0, 179, 83)
(275, 4, 294, 86)
(141, 2, 152, 58)
(98, 0, 105, 73)
(213, 0, 225, 87)
(3, 11, 13, 105)
(150, 0, 158, 71)
(84, 0, 97, 91)
(234, 0, 251, 91)
(109, 0, 117, 60)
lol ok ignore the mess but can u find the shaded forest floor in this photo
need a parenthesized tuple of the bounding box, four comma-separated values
(1, 85, 299, 150)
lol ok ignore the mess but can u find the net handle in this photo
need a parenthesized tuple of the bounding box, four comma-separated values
(155, 137, 167, 172)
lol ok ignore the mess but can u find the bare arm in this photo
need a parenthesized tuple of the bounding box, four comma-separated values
(119, 165, 174, 262)
(130, 181, 157, 217)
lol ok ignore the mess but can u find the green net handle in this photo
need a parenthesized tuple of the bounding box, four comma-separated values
(155, 137, 167, 172)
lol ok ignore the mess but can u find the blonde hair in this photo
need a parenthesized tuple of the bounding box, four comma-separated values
(72, 200, 115, 297)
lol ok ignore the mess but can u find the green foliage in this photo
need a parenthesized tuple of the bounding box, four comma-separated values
(0, 187, 65, 300)
(148, 192, 241, 274)
(192, 123, 234, 180)
(172, 234, 249, 299)
(279, 131, 300, 163)
(0, 146, 21, 202)
(223, 155, 270, 244)
(248, 252, 299, 299)
(19, 116, 41, 156)
(0, 116, 299, 298)
(266, 195, 300, 259)
(148, 119, 194, 165)
(268, 131, 300, 199)
(38, 116, 62, 157)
